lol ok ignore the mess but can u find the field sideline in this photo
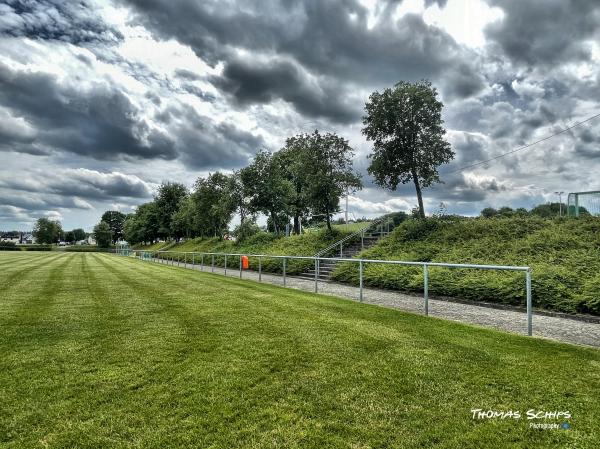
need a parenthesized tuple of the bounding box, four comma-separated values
(1, 252, 599, 448)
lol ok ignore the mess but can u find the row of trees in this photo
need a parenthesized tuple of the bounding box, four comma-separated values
(32, 218, 86, 244)
(480, 203, 588, 218)
(120, 131, 363, 245)
(100, 79, 454, 244)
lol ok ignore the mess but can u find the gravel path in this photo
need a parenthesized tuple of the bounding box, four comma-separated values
(153, 258, 600, 348)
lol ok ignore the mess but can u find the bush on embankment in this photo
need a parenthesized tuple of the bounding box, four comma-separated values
(331, 216, 600, 315)
(136, 228, 351, 275)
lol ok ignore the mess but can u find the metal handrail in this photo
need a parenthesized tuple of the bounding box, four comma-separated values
(315, 217, 387, 257)
(124, 248, 534, 336)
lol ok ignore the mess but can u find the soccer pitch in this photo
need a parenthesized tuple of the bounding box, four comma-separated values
(1, 252, 599, 448)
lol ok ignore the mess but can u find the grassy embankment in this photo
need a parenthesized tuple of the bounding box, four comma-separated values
(0, 251, 598, 448)
(135, 227, 356, 275)
(332, 216, 600, 315)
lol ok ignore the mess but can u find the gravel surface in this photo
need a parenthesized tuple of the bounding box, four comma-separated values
(153, 258, 600, 348)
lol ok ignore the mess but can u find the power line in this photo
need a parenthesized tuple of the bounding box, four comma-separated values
(447, 111, 600, 175)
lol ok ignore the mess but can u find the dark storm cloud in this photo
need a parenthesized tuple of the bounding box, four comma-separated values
(0, 62, 178, 162)
(430, 172, 508, 203)
(212, 57, 361, 123)
(484, 0, 600, 66)
(161, 103, 266, 169)
(0, 189, 93, 211)
(120, 0, 484, 116)
(0, 0, 123, 44)
(0, 169, 154, 201)
(574, 127, 600, 159)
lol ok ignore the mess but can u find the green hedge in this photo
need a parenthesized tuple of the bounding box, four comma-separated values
(332, 216, 600, 315)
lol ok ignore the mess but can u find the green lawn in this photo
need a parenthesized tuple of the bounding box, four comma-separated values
(1, 252, 599, 448)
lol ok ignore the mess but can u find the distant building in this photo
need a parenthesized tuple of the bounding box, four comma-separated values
(87, 235, 96, 245)
(21, 234, 35, 244)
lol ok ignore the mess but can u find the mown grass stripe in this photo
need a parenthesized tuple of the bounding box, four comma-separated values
(0, 252, 68, 296)
(1, 252, 598, 449)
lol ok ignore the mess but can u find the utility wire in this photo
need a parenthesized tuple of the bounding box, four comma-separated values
(447, 111, 600, 174)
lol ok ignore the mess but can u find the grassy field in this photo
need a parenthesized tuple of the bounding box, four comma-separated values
(1, 252, 599, 448)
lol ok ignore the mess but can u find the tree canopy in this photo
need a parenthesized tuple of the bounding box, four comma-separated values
(33, 218, 62, 244)
(100, 211, 126, 243)
(363, 80, 454, 219)
(93, 221, 112, 248)
(302, 131, 362, 231)
(105, 129, 364, 244)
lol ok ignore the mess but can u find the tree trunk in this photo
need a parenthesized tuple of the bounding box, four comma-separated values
(325, 204, 332, 231)
(271, 211, 279, 234)
(411, 169, 426, 219)
(293, 215, 300, 234)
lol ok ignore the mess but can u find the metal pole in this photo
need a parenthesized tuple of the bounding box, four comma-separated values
(314, 258, 319, 293)
(225, 254, 227, 276)
(192, 253, 195, 268)
(423, 264, 429, 316)
(359, 259, 363, 302)
(340, 242, 343, 258)
(212, 254, 215, 272)
(526, 270, 532, 336)
(259, 256, 262, 282)
(361, 230, 364, 250)
(239, 255, 243, 279)
(201, 254, 204, 271)
(283, 257, 286, 287)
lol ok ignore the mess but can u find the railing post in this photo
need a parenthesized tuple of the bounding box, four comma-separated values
(423, 264, 429, 316)
(212, 254, 215, 272)
(283, 257, 286, 287)
(259, 256, 262, 282)
(314, 258, 319, 293)
(526, 270, 532, 336)
(340, 242, 343, 258)
(359, 259, 363, 302)
(192, 253, 195, 268)
(361, 230, 364, 250)
(225, 254, 227, 276)
(239, 255, 243, 279)
(201, 254, 204, 271)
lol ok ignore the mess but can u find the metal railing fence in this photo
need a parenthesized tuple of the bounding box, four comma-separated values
(121, 249, 534, 336)
(315, 216, 398, 258)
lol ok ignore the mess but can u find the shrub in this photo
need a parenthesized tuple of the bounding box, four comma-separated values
(0, 241, 20, 251)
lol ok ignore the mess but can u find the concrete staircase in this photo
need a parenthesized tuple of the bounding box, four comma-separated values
(296, 232, 383, 282)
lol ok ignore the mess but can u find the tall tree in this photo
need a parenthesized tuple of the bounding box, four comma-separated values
(362, 80, 454, 219)
(190, 172, 236, 237)
(100, 210, 126, 243)
(241, 151, 293, 234)
(230, 170, 252, 226)
(72, 228, 86, 241)
(274, 137, 311, 234)
(170, 196, 195, 240)
(93, 221, 112, 248)
(64, 230, 76, 243)
(154, 182, 188, 240)
(32, 218, 62, 244)
(303, 131, 362, 231)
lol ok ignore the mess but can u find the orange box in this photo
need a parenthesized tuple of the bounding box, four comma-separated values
(241, 255, 249, 270)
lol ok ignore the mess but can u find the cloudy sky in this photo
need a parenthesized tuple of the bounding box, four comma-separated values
(1, 0, 599, 231)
